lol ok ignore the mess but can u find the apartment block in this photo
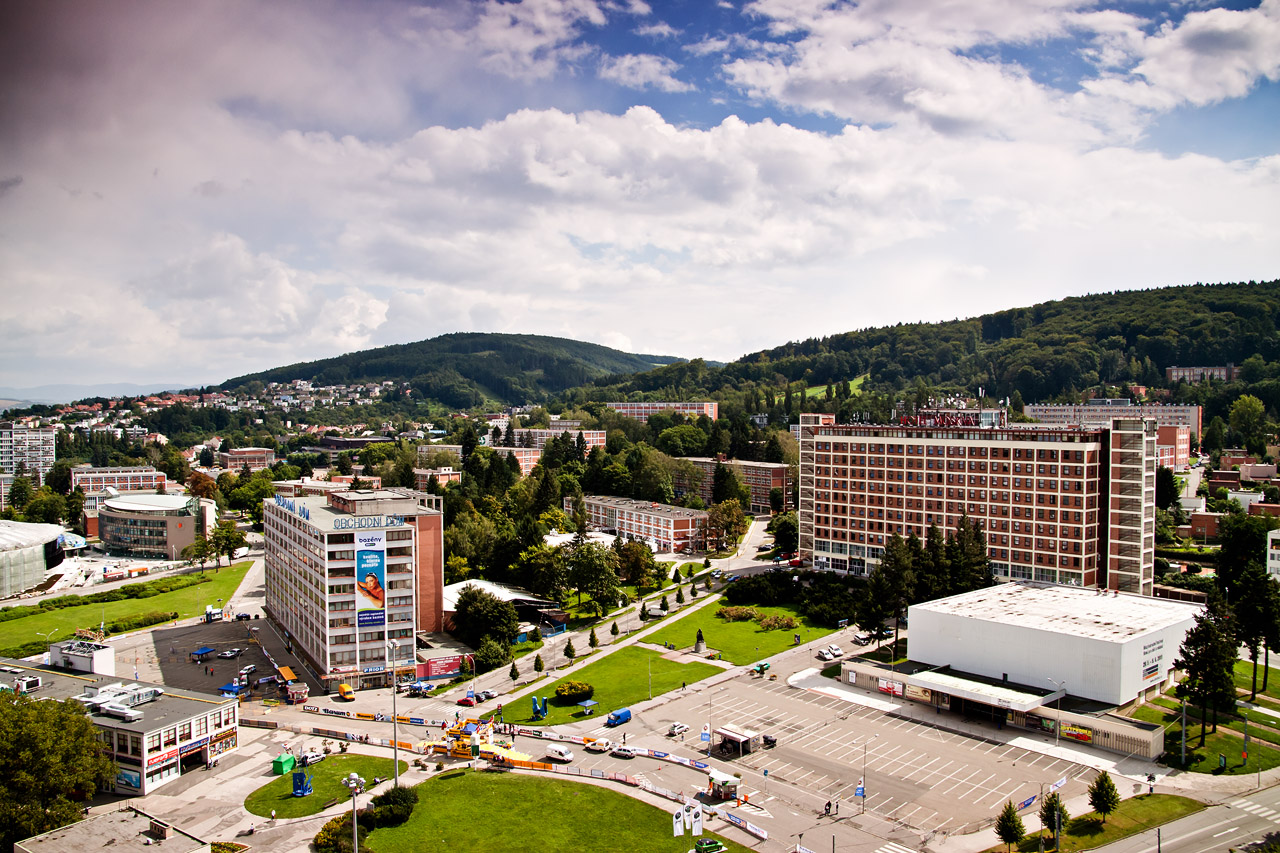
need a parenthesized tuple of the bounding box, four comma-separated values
(413, 467, 462, 491)
(571, 495, 707, 553)
(1268, 529, 1280, 580)
(263, 488, 444, 692)
(489, 446, 543, 477)
(1024, 402, 1202, 437)
(510, 429, 606, 451)
(218, 446, 276, 471)
(1166, 365, 1239, 384)
(71, 466, 168, 511)
(1156, 425, 1191, 471)
(798, 413, 1157, 594)
(605, 401, 719, 422)
(0, 422, 56, 483)
(676, 457, 793, 514)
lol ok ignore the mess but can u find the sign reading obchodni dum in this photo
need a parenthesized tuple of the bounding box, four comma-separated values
(333, 515, 404, 530)
(355, 530, 387, 627)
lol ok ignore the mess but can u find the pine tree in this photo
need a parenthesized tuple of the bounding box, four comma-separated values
(690, 582, 699, 599)
(588, 628, 599, 648)
(564, 639, 577, 659)
(660, 595, 669, 612)
(509, 661, 519, 682)
(610, 621, 619, 637)
(676, 586, 686, 605)
(995, 801, 1025, 852)
(1039, 792, 1069, 846)
(534, 654, 544, 673)
(1087, 772, 1120, 823)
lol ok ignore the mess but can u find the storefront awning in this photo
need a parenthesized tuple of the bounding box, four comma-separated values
(907, 671, 1049, 713)
(714, 727, 751, 743)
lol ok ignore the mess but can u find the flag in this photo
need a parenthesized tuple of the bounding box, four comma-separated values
(691, 807, 704, 836)
(683, 806, 694, 830)
(672, 810, 684, 837)
(1049, 776, 1066, 793)
(855, 778, 865, 798)
(1017, 794, 1037, 811)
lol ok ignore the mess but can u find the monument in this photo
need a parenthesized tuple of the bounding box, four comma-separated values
(693, 627, 706, 654)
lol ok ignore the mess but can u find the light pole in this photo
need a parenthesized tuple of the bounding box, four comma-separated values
(35, 629, 58, 664)
(860, 733, 878, 814)
(387, 640, 400, 788)
(1046, 679, 1065, 747)
(344, 772, 365, 852)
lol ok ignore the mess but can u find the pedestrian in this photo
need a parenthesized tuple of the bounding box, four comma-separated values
(270, 809, 276, 821)
(682, 681, 686, 690)
(824, 801, 831, 815)
(622, 733, 626, 745)
(834, 801, 839, 815)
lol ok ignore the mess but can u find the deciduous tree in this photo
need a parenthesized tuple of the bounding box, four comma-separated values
(1087, 772, 1120, 823)
(994, 801, 1024, 852)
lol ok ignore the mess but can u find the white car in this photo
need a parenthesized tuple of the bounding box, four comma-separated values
(611, 744, 638, 758)
(584, 738, 612, 753)
(827, 643, 845, 657)
(298, 750, 325, 766)
(668, 722, 690, 737)
(238, 664, 256, 676)
(816, 649, 834, 662)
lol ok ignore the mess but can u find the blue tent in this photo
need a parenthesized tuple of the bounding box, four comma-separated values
(190, 647, 216, 661)
(577, 700, 599, 715)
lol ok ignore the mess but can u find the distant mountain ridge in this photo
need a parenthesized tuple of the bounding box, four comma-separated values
(219, 332, 708, 408)
(0, 382, 201, 407)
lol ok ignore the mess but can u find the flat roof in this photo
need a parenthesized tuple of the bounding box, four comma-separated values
(0, 519, 63, 552)
(101, 493, 193, 513)
(1, 657, 235, 734)
(16, 807, 207, 853)
(910, 582, 1202, 642)
(442, 580, 552, 612)
(907, 670, 1050, 713)
(581, 495, 708, 520)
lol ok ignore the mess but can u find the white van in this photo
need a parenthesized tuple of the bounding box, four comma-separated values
(546, 743, 574, 762)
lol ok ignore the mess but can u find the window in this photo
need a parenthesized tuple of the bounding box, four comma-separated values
(164, 727, 177, 747)
(147, 733, 160, 751)
(179, 722, 192, 741)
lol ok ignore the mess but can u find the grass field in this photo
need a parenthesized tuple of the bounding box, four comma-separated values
(245, 754, 406, 818)
(644, 602, 835, 665)
(1129, 702, 1280, 773)
(1149, 695, 1280, 748)
(369, 770, 756, 853)
(510, 646, 719, 727)
(0, 562, 253, 652)
(979, 793, 1202, 852)
(804, 374, 868, 399)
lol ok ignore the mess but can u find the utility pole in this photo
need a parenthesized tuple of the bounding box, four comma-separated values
(1181, 697, 1187, 767)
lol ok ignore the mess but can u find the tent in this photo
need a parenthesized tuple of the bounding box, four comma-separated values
(577, 700, 599, 716)
(272, 753, 296, 775)
(190, 647, 216, 662)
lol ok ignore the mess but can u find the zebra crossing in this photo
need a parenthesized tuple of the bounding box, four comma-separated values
(1232, 798, 1280, 824)
(873, 842, 916, 853)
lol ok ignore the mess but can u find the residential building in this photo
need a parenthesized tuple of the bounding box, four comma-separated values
(217, 447, 276, 471)
(418, 444, 463, 465)
(1165, 365, 1240, 383)
(263, 488, 444, 692)
(95, 495, 213, 558)
(571, 495, 708, 553)
(1024, 401, 1202, 437)
(1155, 425, 1191, 471)
(510, 428, 606, 451)
(71, 466, 169, 511)
(676, 456, 793, 514)
(0, 421, 56, 483)
(1268, 529, 1280, 580)
(7, 649, 239, 796)
(414, 467, 462, 491)
(489, 446, 544, 477)
(605, 401, 719, 422)
(797, 413, 1158, 594)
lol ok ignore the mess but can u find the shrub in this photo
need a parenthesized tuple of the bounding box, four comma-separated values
(757, 614, 797, 631)
(365, 785, 419, 828)
(313, 813, 369, 853)
(717, 606, 759, 622)
(530, 626, 542, 642)
(610, 621, 619, 637)
(675, 586, 685, 605)
(588, 628, 599, 648)
(554, 681, 594, 701)
(564, 638, 576, 659)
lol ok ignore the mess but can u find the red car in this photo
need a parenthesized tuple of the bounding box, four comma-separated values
(457, 696, 476, 706)
(789, 558, 803, 567)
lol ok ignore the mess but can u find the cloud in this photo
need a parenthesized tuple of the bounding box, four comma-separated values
(636, 21, 678, 39)
(599, 53, 695, 92)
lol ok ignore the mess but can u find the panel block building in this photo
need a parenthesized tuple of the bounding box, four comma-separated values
(605, 401, 719, 422)
(798, 413, 1157, 594)
(0, 421, 56, 484)
(571, 495, 708, 553)
(676, 457, 793, 514)
(1024, 401, 1201, 438)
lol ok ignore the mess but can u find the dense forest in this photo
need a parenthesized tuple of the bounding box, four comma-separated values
(219, 332, 692, 408)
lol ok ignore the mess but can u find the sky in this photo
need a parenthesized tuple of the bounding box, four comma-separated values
(1, 0, 1278, 391)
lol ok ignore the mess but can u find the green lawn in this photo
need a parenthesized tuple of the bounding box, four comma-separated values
(510, 638, 544, 659)
(0, 562, 252, 653)
(369, 770, 755, 853)
(644, 603, 835, 665)
(245, 754, 406, 818)
(980, 794, 1203, 852)
(1150, 695, 1280, 748)
(804, 374, 867, 399)
(1130, 702, 1280, 773)
(858, 638, 909, 666)
(1233, 659, 1280, 703)
(512, 646, 719, 727)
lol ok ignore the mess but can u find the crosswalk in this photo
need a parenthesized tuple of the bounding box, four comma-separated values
(873, 843, 915, 853)
(1231, 798, 1280, 824)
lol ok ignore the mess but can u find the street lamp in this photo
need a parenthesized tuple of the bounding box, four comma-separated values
(35, 629, 58, 664)
(1047, 678, 1066, 747)
(387, 640, 400, 788)
(860, 733, 878, 814)
(343, 772, 365, 852)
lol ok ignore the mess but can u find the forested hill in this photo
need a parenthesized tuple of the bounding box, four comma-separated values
(587, 280, 1280, 407)
(219, 333, 691, 408)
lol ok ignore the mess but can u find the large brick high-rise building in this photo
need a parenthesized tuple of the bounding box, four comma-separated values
(798, 413, 1157, 594)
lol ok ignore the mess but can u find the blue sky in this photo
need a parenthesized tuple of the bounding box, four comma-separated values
(0, 0, 1277, 389)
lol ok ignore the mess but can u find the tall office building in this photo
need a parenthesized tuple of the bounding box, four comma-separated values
(798, 413, 1157, 594)
(263, 488, 444, 692)
(0, 422, 56, 484)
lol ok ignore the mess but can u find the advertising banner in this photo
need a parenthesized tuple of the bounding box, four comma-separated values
(1062, 723, 1093, 743)
(877, 678, 905, 697)
(116, 769, 141, 790)
(673, 810, 684, 837)
(426, 655, 463, 679)
(356, 530, 387, 627)
(905, 684, 931, 702)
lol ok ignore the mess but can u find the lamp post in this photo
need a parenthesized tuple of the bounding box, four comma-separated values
(344, 772, 365, 852)
(387, 640, 399, 788)
(860, 733, 878, 814)
(35, 629, 58, 665)
(1046, 678, 1065, 747)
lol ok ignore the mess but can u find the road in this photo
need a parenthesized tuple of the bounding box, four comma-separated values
(1093, 784, 1280, 853)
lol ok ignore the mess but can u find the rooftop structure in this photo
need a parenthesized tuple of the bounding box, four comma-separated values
(15, 807, 209, 853)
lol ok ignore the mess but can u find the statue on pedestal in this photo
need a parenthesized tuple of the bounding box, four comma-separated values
(693, 627, 706, 654)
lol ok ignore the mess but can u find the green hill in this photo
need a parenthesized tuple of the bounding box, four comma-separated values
(220, 332, 695, 408)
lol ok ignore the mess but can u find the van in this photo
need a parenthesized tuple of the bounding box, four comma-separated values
(545, 743, 574, 762)
(605, 707, 631, 727)
(337, 683, 355, 701)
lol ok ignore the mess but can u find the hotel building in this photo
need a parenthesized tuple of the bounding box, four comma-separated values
(571, 495, 708, 553)
(606, 401, 719, 422)
(263, 488, 444, 692)
(1024, 401, 1202, 438)
(798, 413, 1157, 594)
(676, 457, 793, 514)
(0, 421, 56, 483)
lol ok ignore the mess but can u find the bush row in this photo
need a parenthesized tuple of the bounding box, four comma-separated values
(0, 574, 213, 625)
(0, 610, 178, 658)
(313, 786, 420, 853)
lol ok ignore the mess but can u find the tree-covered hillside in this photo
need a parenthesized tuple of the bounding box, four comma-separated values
(220, 333, 690, 408)
(576, 280, 1280, 424)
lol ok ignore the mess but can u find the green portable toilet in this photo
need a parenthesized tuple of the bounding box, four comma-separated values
(272, 753, 296, 775)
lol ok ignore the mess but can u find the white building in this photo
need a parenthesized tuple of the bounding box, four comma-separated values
(263, 489, 444, 692)
(1268, 529, 1280, 580)
(0, 421, 56, 483)
(908, 582, 1200, 706)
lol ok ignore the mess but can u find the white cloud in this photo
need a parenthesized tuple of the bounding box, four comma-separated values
(599, 53, 695, 92)
(636, 21, 678, 39)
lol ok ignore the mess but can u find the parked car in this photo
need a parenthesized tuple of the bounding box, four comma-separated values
(788, 558, 803, 567)
(217, 648, 243, 659)
(827, 643, 845, 657)
(584, 738, 612, 753)
(238, 664, 256, 676)
(668, 722, 690, 737)
(235, 612, 251, 621)
(337, 683, 356, 700)
(711, 569, 723, 578)
(546, 743, 574, 762)
(611, 744, 638, 759)
(457, 696, 476, 707)
(816, 649, 834, 661)
(762, 734, 777, 748)
(852, 633, 872, 646)
(299, 750, 325, 766)
(476, 689, 498, 701)
(726, 575, 740, 582)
